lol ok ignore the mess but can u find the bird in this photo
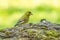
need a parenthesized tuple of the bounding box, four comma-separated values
(14, 11, 32, 27)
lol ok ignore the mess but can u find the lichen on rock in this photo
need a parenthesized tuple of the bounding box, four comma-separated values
(0, 19, 60, 40)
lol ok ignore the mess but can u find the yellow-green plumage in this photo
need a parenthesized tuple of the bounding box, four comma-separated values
(14, 11, 32, 27)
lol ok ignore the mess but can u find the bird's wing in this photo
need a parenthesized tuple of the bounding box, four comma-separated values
(14, 19, 26, 27)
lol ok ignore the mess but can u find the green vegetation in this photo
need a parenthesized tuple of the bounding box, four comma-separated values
(0, 5, 60, 29)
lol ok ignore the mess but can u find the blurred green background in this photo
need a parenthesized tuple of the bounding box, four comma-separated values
(0, 0, 60, 29)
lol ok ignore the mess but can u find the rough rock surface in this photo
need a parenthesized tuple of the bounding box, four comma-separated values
(0, 19, 60, 40)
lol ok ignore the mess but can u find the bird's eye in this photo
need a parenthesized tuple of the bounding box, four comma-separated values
(28, 12, 31, 13)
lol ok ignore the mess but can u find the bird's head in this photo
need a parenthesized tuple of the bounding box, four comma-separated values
(25, 11, 32, 16)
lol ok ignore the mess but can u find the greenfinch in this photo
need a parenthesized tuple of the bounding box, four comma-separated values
(14, 11, 32, 27)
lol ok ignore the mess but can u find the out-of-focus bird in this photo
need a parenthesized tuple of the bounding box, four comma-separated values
(14, 11, 32, 27)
